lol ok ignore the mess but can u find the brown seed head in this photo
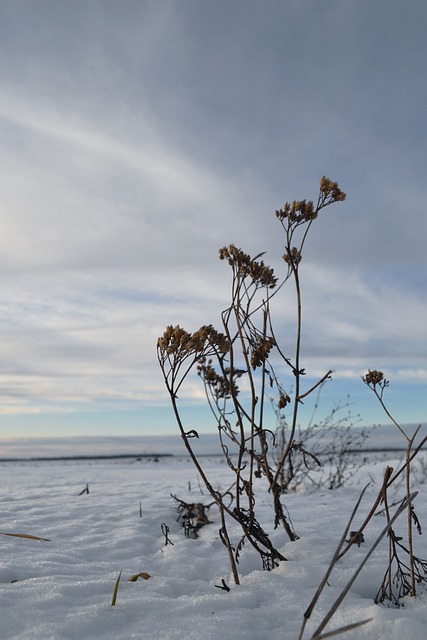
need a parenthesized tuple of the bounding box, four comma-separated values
(219, 245, 277, 288)
(363, 369, 384, 386)
(283, 247, 302, 266)
(319, 176, 346, 202)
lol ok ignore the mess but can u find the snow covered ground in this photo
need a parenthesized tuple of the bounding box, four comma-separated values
(1, 452, 426, 639)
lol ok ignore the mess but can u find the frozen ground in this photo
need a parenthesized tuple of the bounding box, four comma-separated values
(1, 452, 426, 639)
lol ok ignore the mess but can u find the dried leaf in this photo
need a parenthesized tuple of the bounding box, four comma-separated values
(184, 430, 199, 439)
(128, 572, 151, 582)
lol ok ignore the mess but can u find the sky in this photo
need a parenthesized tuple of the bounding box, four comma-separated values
(0, 0, 426, 442)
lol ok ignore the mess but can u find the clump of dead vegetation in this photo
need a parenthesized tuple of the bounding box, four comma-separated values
(157, 177, 426, 636)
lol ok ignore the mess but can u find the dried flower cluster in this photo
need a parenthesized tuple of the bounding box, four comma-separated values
(275, 199, 317, 223)
(319, 176, 346, 202)
(276, 176, 346, 224)
(197, 357, 243, 399)
(283, 247, 302, 266)
(218, 244, 277, 288)
(157, 324, 230, 358)
(250, 336, 275, 370)
(362, 369, 385, 386)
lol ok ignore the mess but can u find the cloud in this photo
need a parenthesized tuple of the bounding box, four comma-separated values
(0, 95, 251, 274)
(0, 1, 426, 431)
(1, 256, 425, 417)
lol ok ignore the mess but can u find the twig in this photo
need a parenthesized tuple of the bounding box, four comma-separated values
(161, 522, 174, 546)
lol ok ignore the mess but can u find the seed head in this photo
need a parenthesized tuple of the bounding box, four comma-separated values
(278, 392, 291, 409)
(157, 324, 230, 359)
(319, 176, 346, 202)
(363, 369, 385, 386)
(283, 247, 302, 266)
(219, 245, 277, 288)
(250, 337, 275, 369)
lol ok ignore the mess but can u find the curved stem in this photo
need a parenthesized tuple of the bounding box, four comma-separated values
(273, 250, 302, 485)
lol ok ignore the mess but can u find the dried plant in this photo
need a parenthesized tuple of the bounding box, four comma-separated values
(299, 487, 417, 639)
(158, 177, 346, 581)
(171, 494, 213, 539)
(271, 390, 372, 492)
(331, 373, 427, 608)
(361, 371, 427, 605)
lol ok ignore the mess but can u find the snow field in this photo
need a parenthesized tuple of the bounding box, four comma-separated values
(1, 455, 426, 639)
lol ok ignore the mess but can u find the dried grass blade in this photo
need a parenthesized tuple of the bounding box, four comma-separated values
(1, 532, 50, 541)
(111, 570, 122, 607)
(312, 617, 373, 639)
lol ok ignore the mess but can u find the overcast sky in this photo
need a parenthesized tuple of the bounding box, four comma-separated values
(0, 0, 426, 442)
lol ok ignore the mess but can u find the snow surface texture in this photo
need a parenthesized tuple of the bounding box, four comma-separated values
(1, 454, 426, 639)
